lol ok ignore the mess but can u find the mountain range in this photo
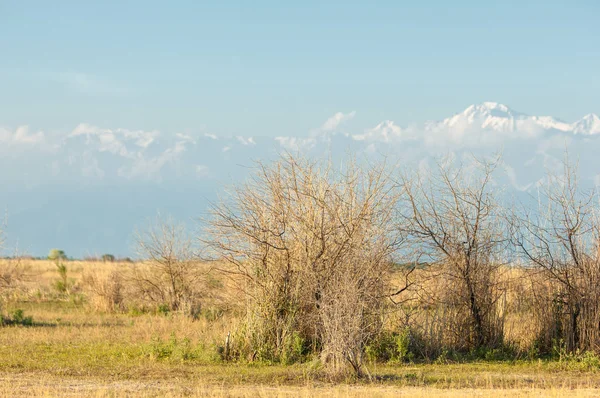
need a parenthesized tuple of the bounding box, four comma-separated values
(2, 102, 599, 257)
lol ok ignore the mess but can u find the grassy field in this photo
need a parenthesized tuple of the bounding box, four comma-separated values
(1, 260, 600, 397)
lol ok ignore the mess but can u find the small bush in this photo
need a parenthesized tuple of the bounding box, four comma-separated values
(1, 308, 33, 326)
(53, 262, 73, 295)
(145, 333, 221, 362)
(149, 334, 194, 360)
(366, 329, 415, 364)
(81, 270, 124, 313)
(48, 249, 67, 262)
(547, 347, 600, 371)
(156, 304, 170, 316)
(281, 331, 308, 365)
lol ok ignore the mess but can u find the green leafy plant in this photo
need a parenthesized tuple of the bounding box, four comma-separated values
(101, 254, 115, 262)
(1, 309, 33, 326)
(48, 249, 67, 262)
(49, 249, 72, 295)
(365, 328, 415, 364)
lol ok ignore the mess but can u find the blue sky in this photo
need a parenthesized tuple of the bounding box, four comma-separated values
(1, 0, 599, 137)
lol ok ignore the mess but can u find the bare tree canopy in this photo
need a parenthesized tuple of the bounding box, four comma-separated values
(133, 216, 205, 314)
(513, 156, 600, 352)
(398, 155, 508, 350)
(203, 153, 406, 375)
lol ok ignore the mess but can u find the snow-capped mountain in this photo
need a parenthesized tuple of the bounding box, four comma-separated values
(436, 102, 598, 135)
(346, 102, 600, 150)
(442, 102, 528, 131)
(572, 113, 600, 135)
(1, 102, 599, 257)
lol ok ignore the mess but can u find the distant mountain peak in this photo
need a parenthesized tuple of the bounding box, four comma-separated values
(478, 102, 511, 112)
(580, 113, 600, 123)
(461, 102, 522, 118)
(353, 120, 402, 142)
(433, 102, 600, 135)
(573, 113, 600, 135)
(440, 102, 524, 132)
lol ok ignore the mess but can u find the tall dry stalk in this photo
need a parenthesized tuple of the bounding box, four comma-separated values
(82, 270, 125, 313)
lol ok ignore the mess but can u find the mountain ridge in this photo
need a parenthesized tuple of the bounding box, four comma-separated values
(1, 102, 600, 257)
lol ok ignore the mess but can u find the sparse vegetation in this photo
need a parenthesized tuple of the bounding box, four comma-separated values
(101, 254, 115, 263)
(132, 217, 211, 316)
(398, 156, 508, 355)
(3, 153, 600, 396)
(48, 249, 67, 262)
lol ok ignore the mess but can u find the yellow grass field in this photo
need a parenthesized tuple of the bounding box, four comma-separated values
(1, 260, 600, 397)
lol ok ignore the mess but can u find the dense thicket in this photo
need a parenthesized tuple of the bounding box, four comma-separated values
(203, 156, 403, 375)
(202, 153, 600, 375)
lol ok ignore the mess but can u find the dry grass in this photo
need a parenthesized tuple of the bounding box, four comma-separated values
(2, 372, 600, 397)
(2, 260, 600, 396)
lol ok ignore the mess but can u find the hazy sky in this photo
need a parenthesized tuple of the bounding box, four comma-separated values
(1, 1, 599, 137)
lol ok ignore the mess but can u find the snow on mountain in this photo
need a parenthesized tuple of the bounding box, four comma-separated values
(353, 120, 404, 142)
(442, 102, 524, 131)
(432, 102, 598, 136)
(572, 114, 600, 135)
(2, 102, 600, 257)
(427, 102, 576, 136)
(348, 102, 599, 149)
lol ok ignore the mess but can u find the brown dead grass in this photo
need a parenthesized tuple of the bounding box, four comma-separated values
(1, 260, 600, 397)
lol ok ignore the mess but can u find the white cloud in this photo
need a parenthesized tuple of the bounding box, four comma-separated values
(236, 136, 255, 146)
(70, 123, 159, 156)
(118, 141, 187, 179)
(0, 126, 45, 146)
(320, 111, 356, 132)
(275, 136, 316, 151)
(276, 111, 356, 151)
(5, 104, 600, 195)
(176, 133, 196, 144)
(353, 120, 404, 142)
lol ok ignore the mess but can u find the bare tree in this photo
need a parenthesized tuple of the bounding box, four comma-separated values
(513, 157, 600, 353)
(133, 217, 205, 314)
(398, 156, 507, 351)
(0, 217, 28, 293)
(203, 154, 404, 375)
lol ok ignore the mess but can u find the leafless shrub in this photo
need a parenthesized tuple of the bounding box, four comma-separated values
(0, 227, 30, 313)
(81, 270, 125, 313)
(0, 221, 28, 296)
(203, 154, 404, 375)
(132, 217, 206, 314)
(398, 156, 508, 352)
(513, 157, 600, 353)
